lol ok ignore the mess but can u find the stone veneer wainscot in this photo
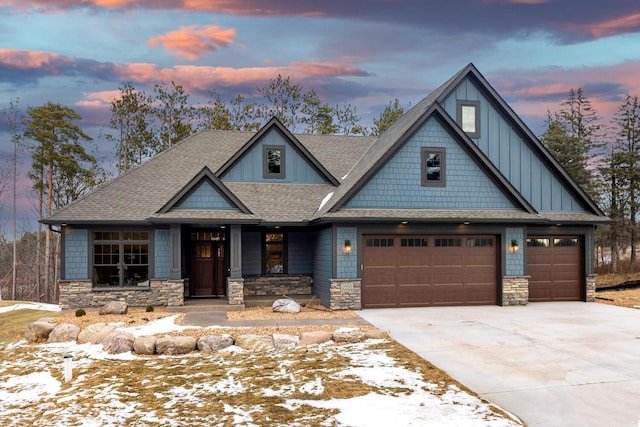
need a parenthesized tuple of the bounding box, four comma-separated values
(502, 276, 529, 306)
(58, 279, 184, 309)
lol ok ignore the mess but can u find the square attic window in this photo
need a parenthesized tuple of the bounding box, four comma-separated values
(263, 145, 285, 179)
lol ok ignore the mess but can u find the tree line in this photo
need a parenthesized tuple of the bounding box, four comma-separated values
(1, 75, 637, 303)
(0, 76, 405, 302)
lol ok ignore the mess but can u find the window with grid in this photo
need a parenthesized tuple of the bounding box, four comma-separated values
(93, 231, 149, 287)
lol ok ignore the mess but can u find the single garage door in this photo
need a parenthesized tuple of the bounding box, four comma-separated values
(527, 236, 582, 302)
(362, 235, 498, 308)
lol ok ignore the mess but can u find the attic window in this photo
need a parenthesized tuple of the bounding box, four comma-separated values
(421, 147, 446, 187)
(457, 100, 480, 138)
(263, 145, 285, 179)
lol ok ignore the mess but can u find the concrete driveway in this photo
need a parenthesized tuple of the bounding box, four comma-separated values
(358, 302, 640, 427)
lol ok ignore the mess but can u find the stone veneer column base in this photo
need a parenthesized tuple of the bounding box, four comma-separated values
(502, 276, 529, 306)
(227, 278, 244, 305)
(329, 279, 361, 310)
(586, 274, 596, 302)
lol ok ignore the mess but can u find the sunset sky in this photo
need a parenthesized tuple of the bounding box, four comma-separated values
(1, 0, 640, 233)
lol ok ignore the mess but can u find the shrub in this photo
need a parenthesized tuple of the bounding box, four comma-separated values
(75, 308, 86, 317)
(145, 305, 154, 312)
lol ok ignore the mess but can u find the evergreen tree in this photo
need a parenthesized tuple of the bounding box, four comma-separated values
(24, 102, 97, 302)
(371, 99, 405, 136)
(540, 88, 602, 200)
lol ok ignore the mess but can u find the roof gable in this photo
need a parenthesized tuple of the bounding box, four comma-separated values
(158, 167, 251, 214)
(217, 117, 339, 185)
(436, 64, 603, 215)
(344, 115, 520, 211)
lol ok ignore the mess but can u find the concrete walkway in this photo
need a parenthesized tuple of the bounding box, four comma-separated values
(358, 302, 640, 427)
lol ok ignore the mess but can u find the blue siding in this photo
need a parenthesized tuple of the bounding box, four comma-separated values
(441, 77, 587, 213)
(154, 229, 170, 278)
(336, 227, 357, 278)
(64, 228, 88, 280)
(346, 118, 516, 209)
(222, 128, 327, 183)
(242, 232, 262, 275)
(175, 181, 238, 210)
(505, 227, 525, 276)
(313, 227, 333, 307)
(288, 231, 313, 274)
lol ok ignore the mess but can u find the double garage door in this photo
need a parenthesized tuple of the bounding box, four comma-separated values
(361, 234, 582, 308)
(362, 235, 498, 308)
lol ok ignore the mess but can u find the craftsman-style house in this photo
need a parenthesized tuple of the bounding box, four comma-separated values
(44, 64, 609, 309)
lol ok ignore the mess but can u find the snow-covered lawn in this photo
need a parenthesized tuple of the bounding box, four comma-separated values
(0, 304, 523, 426)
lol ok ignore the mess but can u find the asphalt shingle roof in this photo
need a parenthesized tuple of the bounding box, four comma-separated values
(44, 129, 373, 225)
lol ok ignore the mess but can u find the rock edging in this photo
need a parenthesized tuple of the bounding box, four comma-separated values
(27, 321, 388, 356)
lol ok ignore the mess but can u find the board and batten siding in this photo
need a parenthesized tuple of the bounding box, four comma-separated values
(288, 231, 313, 274)
(312, 227, 333, 307)
(345, 117, 516, 210)
(64, 227, 89, 280)
(241, 231, 262, 275)
(221, 128, 327, 184)
(441, 77, 587, 213)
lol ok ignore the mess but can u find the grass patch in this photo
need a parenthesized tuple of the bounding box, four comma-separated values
(0, 308, 60, 344)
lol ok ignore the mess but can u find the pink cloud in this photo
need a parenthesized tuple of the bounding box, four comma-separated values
(492, 61, 640, 126)
(0, 48, 72, 70)
(565, 12, 640, 38)
(113, 61, 371, 92)
(148, 25, 237, 60)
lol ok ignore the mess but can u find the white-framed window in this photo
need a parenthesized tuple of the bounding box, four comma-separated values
(457, 100, 481, 138)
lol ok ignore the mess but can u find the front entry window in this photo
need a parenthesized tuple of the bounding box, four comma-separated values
(264, 232, 285, 273)
(93, 231, 149, 287)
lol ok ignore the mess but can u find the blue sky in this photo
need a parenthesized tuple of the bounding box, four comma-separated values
(1, 0, 640, 233)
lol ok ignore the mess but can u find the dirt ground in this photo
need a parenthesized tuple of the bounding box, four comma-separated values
(54, 305, 371, 340)
(595, 273, 640, 308)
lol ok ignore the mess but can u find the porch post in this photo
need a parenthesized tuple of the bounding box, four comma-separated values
(228, 224, 244, 305)
(169, 224, 181, 280)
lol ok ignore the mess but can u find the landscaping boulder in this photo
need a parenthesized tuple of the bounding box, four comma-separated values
(25, 321, 56, 343)
(156, 335, 197, 355)
(332, 328, 367, 344)
(47, 323, 80, 343)
(197, 335, 234, 352)
(365, 329, 390, 340)
(298, 330, 332, 346)
(99, 301, 128, 315)
(235, 334, 274, 352)
(102, 331, 135, 354)
(77, 323, 117, 344)
(272, 298, 300, 314)
(133, 335, 157, 355)
(273, 333, 299, 349)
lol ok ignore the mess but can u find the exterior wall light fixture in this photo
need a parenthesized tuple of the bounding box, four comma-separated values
(343, 240, 352, 255)
(510, 239, 519, 253)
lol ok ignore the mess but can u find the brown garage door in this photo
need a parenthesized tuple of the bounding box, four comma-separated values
(362, 235, 498, 308)
(527, 237, 582, 302)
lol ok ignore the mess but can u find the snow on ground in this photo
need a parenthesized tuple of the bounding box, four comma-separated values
(0, 306, 523, 426)
(0, 302, 61, 314)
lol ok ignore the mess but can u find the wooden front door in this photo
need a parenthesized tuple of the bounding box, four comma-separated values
(191, 241, 226, 296)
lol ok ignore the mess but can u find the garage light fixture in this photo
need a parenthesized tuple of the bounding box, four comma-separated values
(343, 240, 352, 255)
(510, 239, 520, 253)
